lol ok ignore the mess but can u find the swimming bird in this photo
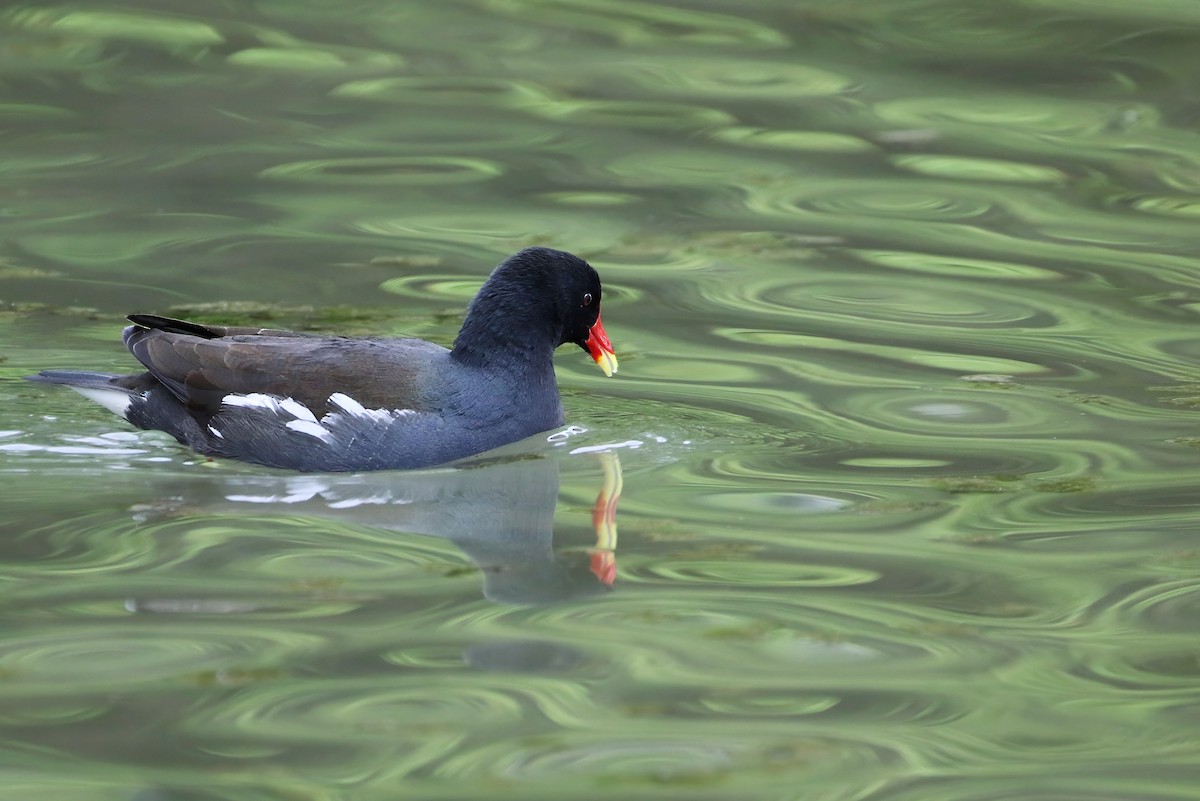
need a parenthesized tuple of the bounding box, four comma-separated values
(26, 247, 618, 471)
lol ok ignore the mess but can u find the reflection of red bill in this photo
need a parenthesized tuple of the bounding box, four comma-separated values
(590, 552, 616, 587)
(588, 451, 622, 586)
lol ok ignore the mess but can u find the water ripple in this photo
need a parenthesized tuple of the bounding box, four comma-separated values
(332, 76, 551, 108)
(794, 184, 999, 221)
(5, 3, 1200, 798)
(890, 154, 1067, 185)
(631, 59, 854, 98)
(259, 156, 503, 186)
(481, 0, 788, 48)
(0, 627, 322, 693)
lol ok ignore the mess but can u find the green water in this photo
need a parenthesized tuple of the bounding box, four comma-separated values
(3, 1, 1200, 799)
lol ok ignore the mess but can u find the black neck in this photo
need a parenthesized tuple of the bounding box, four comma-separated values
(451, 305, 557, 372)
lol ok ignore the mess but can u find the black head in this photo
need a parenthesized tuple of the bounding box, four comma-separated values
(453, 248, 616, 374)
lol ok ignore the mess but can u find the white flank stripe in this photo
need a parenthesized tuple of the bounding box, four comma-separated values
(328, 392, 366, 415)
(328, 392, 400, 423)
(223, 393, 319, 423)
(208, 425, 224, 439)
(219, 391, 411, 444)
(221, 393, 278, 410)
(278, 397, 317, 422)
(285, 419, 333, 442)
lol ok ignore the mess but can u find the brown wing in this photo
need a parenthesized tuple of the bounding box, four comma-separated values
(123, 315, 444, 416)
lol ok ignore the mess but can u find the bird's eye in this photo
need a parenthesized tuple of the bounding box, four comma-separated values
(582, 293, 593, 307)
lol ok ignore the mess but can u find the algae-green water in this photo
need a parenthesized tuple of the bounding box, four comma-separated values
(2, 2, 1200, 799)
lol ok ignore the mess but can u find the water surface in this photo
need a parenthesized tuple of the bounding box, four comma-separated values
(3, 1, 1200, 799)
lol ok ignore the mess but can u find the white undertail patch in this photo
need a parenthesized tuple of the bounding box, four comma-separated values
(70, 386, 134, 418)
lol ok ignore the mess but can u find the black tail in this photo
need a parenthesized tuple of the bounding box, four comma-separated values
(24, 370, 124, 388)
(26, 369, 158, 394)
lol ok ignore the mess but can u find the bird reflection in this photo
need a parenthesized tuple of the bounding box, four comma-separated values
(589, 450, 621, 586)
(127, 448, 623, 606)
